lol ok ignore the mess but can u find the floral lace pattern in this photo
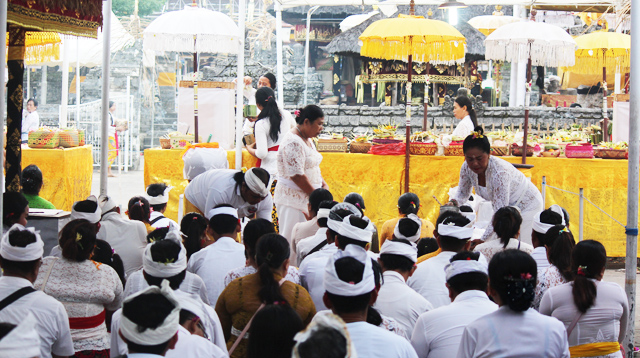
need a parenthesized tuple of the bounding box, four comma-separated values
(274, 131, 324, 212)
(474, 238, 534, 263)
(223, 265, 300, 287)
(533, 265, 567, 311)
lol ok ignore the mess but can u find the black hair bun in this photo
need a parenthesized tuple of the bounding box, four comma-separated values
(473, 126, 484, 135)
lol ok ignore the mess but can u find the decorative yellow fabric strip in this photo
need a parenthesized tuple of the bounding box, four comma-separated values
(569, 342, 620, 357)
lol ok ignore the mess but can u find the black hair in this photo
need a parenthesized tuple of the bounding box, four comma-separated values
(0, 229, 40, 274)
(398, 192, 420, 215)
(143, 239, 186, 290)
(438, 214, 472, 252)
(27, 98, 38, 107)
(296, 327, 348, 358)
(208, 204, 239, 236)
(59, 219, 97, 262)
(74, 199, 98, 214)
(344, 192, 365, 212)
(147, 183, 169, 212)
(294, 105, 324, 125)
(243, 218, 276, 260)
(256, 87, 283, 142)
(379, 238, 415, 272)
(3, 192, 29, 226)
(109, 100, 115, 109)
(545, 225, 575, 282)
(232, 168, 270, 194)
(122, 292, 176, 355)
(336, 216, 369, 250)
(21, 164, 43, 195)
(571, 240, 606, 313)
(310, 189, 333, 215)
(462, 126, 491, 154)
(262, 73, 277, 89)
(417, 237, 439, 257)
(179, 309, 197, 325)
(147, 227, 170, 244)
(247, 303, 304, 358)
(128, 196, 150, 224)
(366, 259, 384, 326)
(0, 323, 16, 340)
(455, 96, 478, 128)
(446, 251, 488, 294)
(396, 217, 420, 238)
(180, 213, 208, 259)
(93, 239, 126, 287)
(326, 257, 372, 314)
(256, 234, 290, 304)
(459, 205, 473, 213)
(532, 209, 563, 246)
(489, 249, 537, 312)
(317, 200, 337, 228)
(492, 207, 522, 249)
(326, 208, 356, 240)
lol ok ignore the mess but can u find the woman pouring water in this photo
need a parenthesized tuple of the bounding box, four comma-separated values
(447, 127, 543, 245)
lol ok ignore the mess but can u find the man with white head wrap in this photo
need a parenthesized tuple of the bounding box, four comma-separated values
(0, 224, 74, 358)
(147, 183, 179, 230)
(530, 205, 565, 274)
(184, 168, 272, 221)
(410, 251, 497, 358)
(323, 245, 418, 358)
(96, 194, 148, 277)
(408, 213, 487, 308)
(0, 313, 40, 358)
(290, 188, 333, 266)
(296, 200, 336, 265)
(374, 238, 433, 339)
(50, 195, 103, 258)
(182, 147, 229, 181)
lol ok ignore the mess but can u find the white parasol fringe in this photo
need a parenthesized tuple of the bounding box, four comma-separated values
(485, 40, 576, 67)
(143, 33, 240, 54)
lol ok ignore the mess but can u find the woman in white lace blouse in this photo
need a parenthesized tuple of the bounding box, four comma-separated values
(274, 105, 329, 242)
(449, 127, 543, 245)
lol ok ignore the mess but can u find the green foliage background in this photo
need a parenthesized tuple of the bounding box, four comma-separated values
(113, 0, 165, 17)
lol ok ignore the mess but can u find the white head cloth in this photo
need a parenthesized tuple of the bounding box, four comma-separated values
(120, 280, 180, 346)
(445, 258, 488, 281)
(338, 216, 372, 244)
(0, 224, 44, 261)
(324, 245, 375, 296)
(292, 313, 357, 358)
(327, 203, 361, 234)
(438, 221, 474, 240)
(362, 216, 376, 234)
(98, 194, 118, 214)
(380, 239, 418, 263)
(317, 208, 331, 219)
(532, 205, 567, 234)
(393, 214, 422, 243)
(206, 206, 239, 220)
(182, 147, 229, 180)
(0, 313, 40, 358)
(461, 211, 476, 224)
(147, 186, 173, 205)
(70, 195, 102, 223)
(143, 240, 187, 278)
(244, 168, 270, 198)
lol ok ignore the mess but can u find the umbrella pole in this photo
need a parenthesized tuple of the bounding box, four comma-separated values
(522, 55, 532, 165)
(193, 44, 199, 143)
(602, 65, 608, 142)
(423, 64, 430, 131)
(405, 54, 413, 193)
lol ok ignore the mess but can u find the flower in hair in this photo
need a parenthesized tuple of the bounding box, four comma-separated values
(76, 233, 83, 242)
(241, 167, 248, 174)
(577, 265, 588, 276)
(520, 273, 532, 280)
(163, 258, 176, 265)
(471, 131, 484, 139)
(560, 227, 570, 233)
(273, 301, 287, 305)
(294, 110, 301, 117)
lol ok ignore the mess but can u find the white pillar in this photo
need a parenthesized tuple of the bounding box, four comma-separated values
(235, 0, 246, 169)
(100, 0, 112, 195)
(304, 6, 320, 106)
(40, 65, 47, 105)
(509, 63, 518, 107)
(615, 67, 622, 94)
(75, 36, 80, 125)
(275, 2, 284, 108)
(515, 61, 527, 107)
(60, 37, 70, 127)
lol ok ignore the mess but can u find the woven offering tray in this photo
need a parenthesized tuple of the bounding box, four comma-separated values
(350, 142, 372, 153)
(410, 142, 437, 155)
(490, 145, 509, 156)
(318, 138, 348, 152)
(511, 144, 534, 157)
(594, 148, 627, 159)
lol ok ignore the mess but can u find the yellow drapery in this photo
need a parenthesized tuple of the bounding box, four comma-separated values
(22, 145, 93, 211)
(144, 150, 635, 257)
(569, 342, 620, 357)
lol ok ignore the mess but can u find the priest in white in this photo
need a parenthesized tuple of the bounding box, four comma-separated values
(410, 252, 497, 358)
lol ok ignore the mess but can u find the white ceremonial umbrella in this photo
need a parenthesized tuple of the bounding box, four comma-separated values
(484, 20, 576, 164)
(143, 5, 241, 143)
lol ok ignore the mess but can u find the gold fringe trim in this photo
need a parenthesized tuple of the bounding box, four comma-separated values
(565, 50, 631, 74)
(360, 38, 466, 64)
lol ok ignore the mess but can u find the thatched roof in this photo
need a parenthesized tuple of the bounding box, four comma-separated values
(324, 13, 383, 56)
(268, 5, 377, 24)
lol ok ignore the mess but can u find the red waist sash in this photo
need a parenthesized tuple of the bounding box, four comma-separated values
(256, 145, 279, 167)
(69, 309, 105, 330)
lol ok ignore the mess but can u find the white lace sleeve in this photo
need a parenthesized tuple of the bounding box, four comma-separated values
(488, 163, 512, 211)
(533, 266, 566, 311)
(451, 163, 473, 204)
(280, 140, 306, 178)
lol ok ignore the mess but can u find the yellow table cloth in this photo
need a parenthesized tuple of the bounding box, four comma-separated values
(144, 149, 635, 257)
(22, 145, 93, 211)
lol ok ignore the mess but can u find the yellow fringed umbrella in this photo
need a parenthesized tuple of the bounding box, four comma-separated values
(5, 32, 61, 65)
(359, 1, 465, 192)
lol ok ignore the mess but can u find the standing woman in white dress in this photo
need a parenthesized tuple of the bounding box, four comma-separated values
(274, 105, 329, 243)
(448, 128, 543, 245)
(451, 96, 477, 139)
(246, 87, 291, 232)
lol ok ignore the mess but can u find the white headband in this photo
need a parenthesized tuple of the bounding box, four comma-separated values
(0, 224, 44, 262)
(445, 259, 488, 281)
(317, 208, 331, 219)
(244, 168, 270, 198)
(206, 206, 239, 220)
(147, 186, 173, 205)
(143, 241, 187, 278)
(393, 214, 422, 243)
(292, 313, 357, 358)
(438, 222, 474, 240)
(380, 240, 418, 263)
(532, 205, 567, 235)
(338, 216, 372, 243)
(70, 195, 102, 224)
(175, 292, 206, 320)
(98, 194, 118, 214)
(120, 280, 180, 346)
(461, 212, 476, 224)
(0, 313, 40, 358)
(324, 245, 375, 296)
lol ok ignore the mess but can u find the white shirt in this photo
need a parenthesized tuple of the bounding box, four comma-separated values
(540, 280, 628, 357)
(346, 321, 418, 358)
(254, 113, 294, 176)
(474, 238, 533, 263)
(223, 265, 300, 287)
(296, 226, 327, 265)
(124, 269, 211, 304)
(410, 290, 498, 358)
(0, 276, 74, 358)
(167, 326, 229, 358)
(457, 306, 570, 358)
(22, 110, 39, 142)
(97, 211, 148, 277)
(451, 115, 475, 139)
(532, 246, 551, 273)
(299, 243, 338, 311)
(407, 251, 456, 308)
(187, 236, 246, 307)
(374, 271, 434, 339)
(149, 210, 179, 230)
(184, 169, 273, 220)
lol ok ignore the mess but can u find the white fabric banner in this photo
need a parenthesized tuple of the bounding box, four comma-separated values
(613, 101, 630, 143)
(178, 87, 235, 149)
